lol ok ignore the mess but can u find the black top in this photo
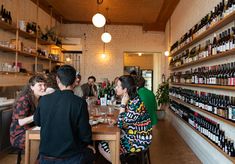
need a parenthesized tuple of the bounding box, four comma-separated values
(34, 90, 92, 158)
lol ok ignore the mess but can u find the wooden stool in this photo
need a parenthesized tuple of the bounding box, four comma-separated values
(120, 148, 151, 164)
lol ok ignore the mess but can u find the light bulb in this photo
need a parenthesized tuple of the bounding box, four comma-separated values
(164, 51, 169, 56)
(101, 32, 112, 43)
(101, 53, 106, 58)
(92, 13, 106, 28)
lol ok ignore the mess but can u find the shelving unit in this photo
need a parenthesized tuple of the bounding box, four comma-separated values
(0, 1, 64, 81)
(170, 82, 235, 91)
(169, 96, 235, 126)
(168, 4, 235, 163)
(168, 107, 235, 163)
(170, 10, 235, 57)
(170, 48, 235, 70)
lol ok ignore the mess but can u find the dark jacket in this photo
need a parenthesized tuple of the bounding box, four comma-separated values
(34, 90, 92, 158)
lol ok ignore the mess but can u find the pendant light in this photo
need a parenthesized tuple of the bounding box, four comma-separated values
(92, 0, 106, 28)
(101, 8, 112, 43)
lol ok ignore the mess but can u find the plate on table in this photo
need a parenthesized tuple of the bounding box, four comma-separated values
(89, 120, 99, 126)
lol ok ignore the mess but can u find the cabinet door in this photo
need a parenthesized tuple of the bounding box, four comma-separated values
(0, 107, 13, 151)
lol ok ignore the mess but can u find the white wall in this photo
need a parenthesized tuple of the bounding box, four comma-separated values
(59, 24, 167, 92)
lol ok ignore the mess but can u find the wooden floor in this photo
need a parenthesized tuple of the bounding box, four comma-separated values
(0, 118, 201, 164)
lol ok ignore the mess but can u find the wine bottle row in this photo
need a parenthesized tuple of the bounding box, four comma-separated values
(170, 61, 235, 86)
(170, 0, 235, 54)
(169, 87, 235, 121)
(169, 25, 235, 68)
(0, 4, 12, 25)
(170, 100, 235, 157)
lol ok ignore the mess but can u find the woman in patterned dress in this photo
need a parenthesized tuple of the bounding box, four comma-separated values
(10, 75, 46, 151)
(99, 75, 152, 162)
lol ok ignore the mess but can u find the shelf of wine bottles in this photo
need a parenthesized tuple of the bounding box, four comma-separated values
(169, 87, 235, 124)
(170, 0, 235, 57)
(170, 61, 235, 87)
(170, 48, 235, 71)
(169, 100, 235, 159)
(170, 24, 235, 68)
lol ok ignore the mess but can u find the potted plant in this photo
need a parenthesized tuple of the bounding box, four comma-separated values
(155, 80, 169, 119)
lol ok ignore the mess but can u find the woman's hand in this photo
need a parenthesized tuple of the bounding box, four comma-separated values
(121, 93, 129, 105)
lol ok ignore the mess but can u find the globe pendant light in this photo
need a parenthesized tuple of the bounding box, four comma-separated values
(101, 32, 112, 43)
(92, 13, 106, 28)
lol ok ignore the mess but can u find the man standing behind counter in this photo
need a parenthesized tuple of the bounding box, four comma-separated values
(34, 65, 95, 164)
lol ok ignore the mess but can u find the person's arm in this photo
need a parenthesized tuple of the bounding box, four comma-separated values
(18, 115, 34, 126)
(14, 96, 34, 126)
(118, 94, 142, 128)
(77, 100, 92, 145)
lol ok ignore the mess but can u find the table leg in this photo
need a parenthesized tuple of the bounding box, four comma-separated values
(109, 141, 116, 164)
(25, 131, 29, 164)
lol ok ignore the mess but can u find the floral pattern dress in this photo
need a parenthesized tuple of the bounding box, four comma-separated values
(100, 95, 152, 155)
(10, 94, 35, 150)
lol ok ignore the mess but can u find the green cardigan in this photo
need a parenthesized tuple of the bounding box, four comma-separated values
(138, 87, 158, 126)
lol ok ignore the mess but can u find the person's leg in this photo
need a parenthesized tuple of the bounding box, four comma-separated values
(98, 141, 111, 162)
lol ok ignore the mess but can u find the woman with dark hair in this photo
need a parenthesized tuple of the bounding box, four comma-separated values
(99, 75, 152, 162)
(10, 75, 46, 153)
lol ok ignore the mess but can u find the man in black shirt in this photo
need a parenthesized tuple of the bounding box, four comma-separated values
(34, 65, 95, 164)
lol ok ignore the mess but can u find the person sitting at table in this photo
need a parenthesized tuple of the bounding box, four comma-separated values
(81, 75, 97, 99)
(135, 75, 158, 127)
(98, 75, 152, 162)
(34, 65, 95, 164)
(74, 72, 83, 97)
(44, 72, 59, 94)
(10, 75, 46, 164)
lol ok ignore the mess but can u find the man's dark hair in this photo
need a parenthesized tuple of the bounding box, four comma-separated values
(88, 76, 96, 82)
(130, 70, 137, 76)
(136, 76, 146, 88)
(57, 65, 76, 87)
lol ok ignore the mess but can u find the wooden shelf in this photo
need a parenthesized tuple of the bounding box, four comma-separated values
(18, 51, 37, 57)
(170, 11, 235, 57)
(0, 71, 33, 76)
(18, 30, 37, 40)
(51, 60, 64, 64)
(37, 55, 50, 61)
(170, 48, 235, 70)
(170, 82, 235, 91)
(0, 21, 16, 31)
(169, 96, 235, 127)
(0, 45, 16, 53)
(168, 108, 235, 163)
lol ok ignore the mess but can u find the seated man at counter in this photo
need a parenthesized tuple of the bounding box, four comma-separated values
(81, 76, 97, 99)
(34, 65, 95, 164)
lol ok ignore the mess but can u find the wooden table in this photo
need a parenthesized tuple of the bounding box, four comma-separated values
(25, 105, 120, 164)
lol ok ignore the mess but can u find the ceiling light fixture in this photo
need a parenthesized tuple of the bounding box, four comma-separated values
(92, 0, 106, 28)
(101, 8, 112, 43)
